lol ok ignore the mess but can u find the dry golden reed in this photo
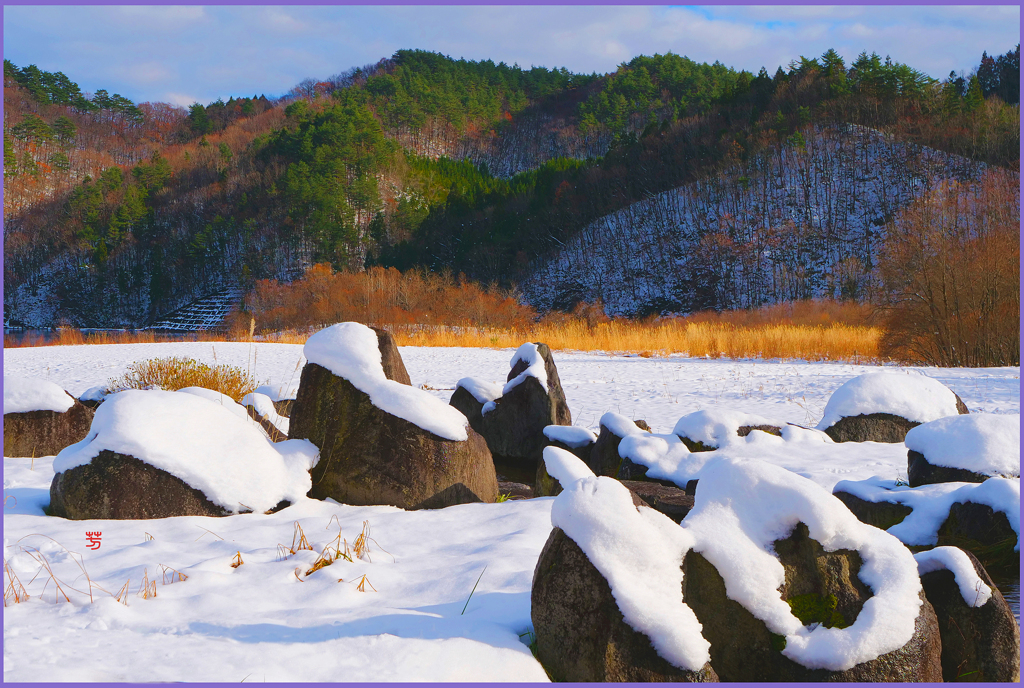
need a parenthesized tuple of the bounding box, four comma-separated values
(388, 320, 880, 362)
(3, 328, 229, 349)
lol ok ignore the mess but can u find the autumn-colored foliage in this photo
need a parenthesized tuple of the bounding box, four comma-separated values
(238, 264, 537, 334)
(877, 168, 1020, 366)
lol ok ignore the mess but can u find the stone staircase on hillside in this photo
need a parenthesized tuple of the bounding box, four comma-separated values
(147, 288, 244, 332)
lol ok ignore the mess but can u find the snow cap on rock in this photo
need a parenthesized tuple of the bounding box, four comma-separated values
(673, 408, 781, 447)
(4, 376, 75, 414)
(682, 456, 924, 671)
(913, 547, 992, 607)
(241, 392, 291, 436)
(543, 425, 597, 448)
(817, 372, 961, 430)
(304, 322, 468, 441)
(79, 385, 109, 403)
(53, 389, 316, 513)
(599, 411, 646, 438)
(835, 475, 1021, 551)
(904, 414, 1020, 478)
(456, 377, 503, 404)
(544, 446, 711, 672)
(177, 387, 250, 420)
(255, 382, 300, 402)
(504, 343, 548, 395)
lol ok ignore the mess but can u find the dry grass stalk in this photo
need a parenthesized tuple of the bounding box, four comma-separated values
(144, 532, 155, 541)
(290, 522, 312, 553)
(353, 521, 372, 562)
(230, 552, 244, 569)
(3, 559, 30, 606)
(114, 580, 131, 605)
(15, 535, 97, 603)
(194, 526, 225, 542)
(159, 564, 188, 585)
(356, 573, 380, 593)
(136, 569, 157, 599)
(107, 356, 260, 403)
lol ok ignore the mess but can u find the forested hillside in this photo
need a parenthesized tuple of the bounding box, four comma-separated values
(2, 46, 1019, 329)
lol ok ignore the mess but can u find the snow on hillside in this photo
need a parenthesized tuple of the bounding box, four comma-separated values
(2, 342, 1019, 681)
(525, 124, 984, 315)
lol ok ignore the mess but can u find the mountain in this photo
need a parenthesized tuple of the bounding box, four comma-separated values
(2, 47, 1019, 328)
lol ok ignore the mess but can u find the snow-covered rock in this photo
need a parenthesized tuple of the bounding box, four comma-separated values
(242, 392, 290, 437)
(456, 377, 503, 405)
(503, 343, 549, 395)
(471, 342, 572, 483)
(916, 547, 1020, 682)
(3, 376, 93, 458)
(673, 408, 783, 451)
(303, 322, 467, 441)
(4, 376, 75, 414)
(817, 372, 966, 443)
(534, 447, 714, 680)
(914, 547, 992, 607)
(293, 322, 497, 509)
(50, 389, 316, 518)
(905, 413, 1020, 486)
(542, 425, 597, 448)
(682, 457, 938, 678)
(833, 476, 1020, 554)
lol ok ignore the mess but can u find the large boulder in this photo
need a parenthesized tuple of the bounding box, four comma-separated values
(48, 389, 314, 520)
(532, 527, 717, 682)
(817, 372, 968, 443)
(4, 377, 93, 457)
(681, 457, 944, 682)
(50, 450, 231, 519)
(684, 523, 942, 682)
(290, 323, 498, 509)
(448, 377, 502, 437)
(475, 343, 572, 483)
(905, 414, 1020, 487)
(918, 548, 1020, 682)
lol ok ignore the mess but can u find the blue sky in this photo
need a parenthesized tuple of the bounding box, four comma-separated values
(3, 5, 1020, 108)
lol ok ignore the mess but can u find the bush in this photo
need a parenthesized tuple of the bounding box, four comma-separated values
(107, 357, 259, 402)
(876, 169, 1019, 366)
(238, 264, 537, 334)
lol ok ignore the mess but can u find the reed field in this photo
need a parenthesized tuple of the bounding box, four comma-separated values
(4, 319, 880, 363)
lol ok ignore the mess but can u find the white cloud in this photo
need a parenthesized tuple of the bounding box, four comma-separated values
(163, 92, 200, 108)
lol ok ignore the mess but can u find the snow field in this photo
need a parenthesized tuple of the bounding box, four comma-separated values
(3, 342, 1019, 680)
(3, 486, 552, 682)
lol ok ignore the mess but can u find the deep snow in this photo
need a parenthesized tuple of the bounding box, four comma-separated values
(3, 341, 1020, 681)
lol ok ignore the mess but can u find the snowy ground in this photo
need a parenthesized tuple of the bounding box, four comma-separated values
(3, 342, 1020, 682)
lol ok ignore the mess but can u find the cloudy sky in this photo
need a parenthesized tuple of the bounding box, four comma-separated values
(3, 5, 1019, 108)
